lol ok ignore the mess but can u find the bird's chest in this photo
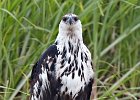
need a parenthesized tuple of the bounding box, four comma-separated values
(55, 44, 93, 97)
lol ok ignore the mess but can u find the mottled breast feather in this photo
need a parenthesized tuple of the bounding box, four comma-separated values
(30, 43, 94, 100)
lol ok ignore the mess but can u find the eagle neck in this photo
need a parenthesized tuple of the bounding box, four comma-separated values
(55, 33, 83, 48)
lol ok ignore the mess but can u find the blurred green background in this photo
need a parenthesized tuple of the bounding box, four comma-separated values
(0, 0, 140, 99)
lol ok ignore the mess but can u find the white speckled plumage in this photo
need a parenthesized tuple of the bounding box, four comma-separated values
(30, 13, 94, 100)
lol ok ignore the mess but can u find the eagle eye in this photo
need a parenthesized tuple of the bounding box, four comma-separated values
(73, 17, 79, 21)
(62, 17, 67, 22)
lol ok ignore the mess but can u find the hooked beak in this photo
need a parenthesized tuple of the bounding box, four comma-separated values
(68, 17, 73, 25)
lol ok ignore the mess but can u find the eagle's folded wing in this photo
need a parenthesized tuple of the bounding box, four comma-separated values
(30, 44, 58, 100)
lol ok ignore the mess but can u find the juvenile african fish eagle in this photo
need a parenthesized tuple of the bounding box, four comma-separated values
(30, 13, 94, 100)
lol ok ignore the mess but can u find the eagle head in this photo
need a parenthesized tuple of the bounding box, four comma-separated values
(59, 14, 82, 39)
(62, 13, 79, 25)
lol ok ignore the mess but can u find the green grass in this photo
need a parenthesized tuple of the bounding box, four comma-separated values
(0, 0, 140, 99)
